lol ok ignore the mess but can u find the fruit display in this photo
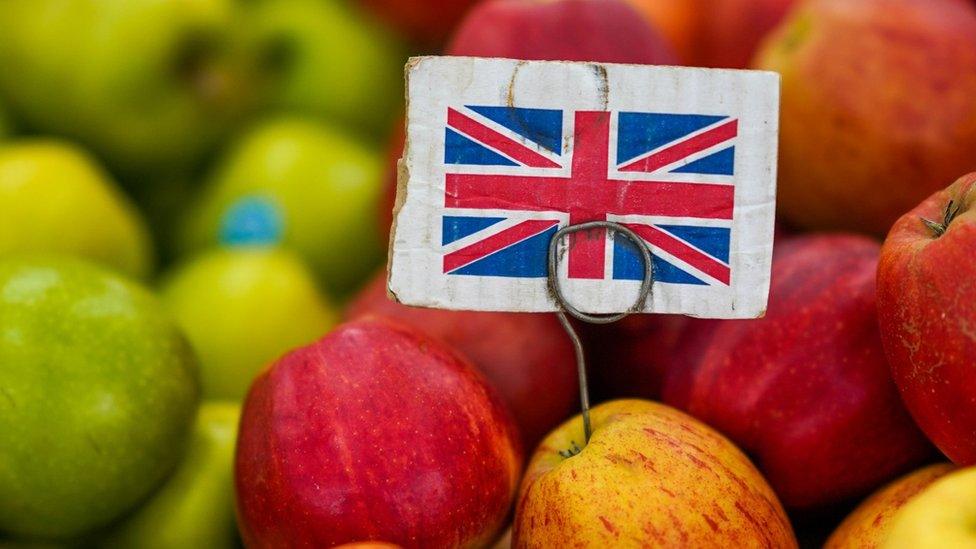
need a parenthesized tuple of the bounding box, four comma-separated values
(3, 0, 976, 547)
(662, 235, 934, 509)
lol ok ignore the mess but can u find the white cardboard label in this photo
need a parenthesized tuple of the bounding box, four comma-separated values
(389, 56, 779, 319)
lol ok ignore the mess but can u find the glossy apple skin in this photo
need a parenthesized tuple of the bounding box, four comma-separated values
(235, 318, 522, 548)
(877, 173, 976, 465)
(756, 0, 976, 235)
(346, 270, 577, 452)
(514, 400, 797, 548)
(0, 140, 153, 279)
(628, 0, 797, 68)
(883, 466, 976, 549)
(0, 257, 199, 540)
(825, 463, 955, 549)
(662, 235, 935, 509)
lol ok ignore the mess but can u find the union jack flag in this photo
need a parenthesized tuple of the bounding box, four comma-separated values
(441, 105, 737, 286)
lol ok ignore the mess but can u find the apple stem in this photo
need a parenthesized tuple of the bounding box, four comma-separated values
(921, 199, 960, 237)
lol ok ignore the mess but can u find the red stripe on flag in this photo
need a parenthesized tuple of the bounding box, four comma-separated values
(619, 119, 739, 173)
(625, 224, 731, 285)
(443, 219, 559, 273)
(448, 108, 561, 169)
(445, 174, 734, 219)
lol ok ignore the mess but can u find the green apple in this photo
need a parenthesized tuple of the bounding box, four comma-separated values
(0, 140, 154, 279)
(883, 466, 976, 549)
(0, 0, 258, 174)
(0, 257, 199, 540)
(161, 248, 337, 400)
(179, 117, 385, 296)
(99, 402, 240, 549)
(246, 0, 405, 138)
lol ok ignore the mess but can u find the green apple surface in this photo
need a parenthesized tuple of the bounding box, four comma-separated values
(161, 248, 337, 400)
(0, 0, 258, 174)
(0, 140, 153, 279)
(179, 118, 385, 296)
(0, 257, 199, 540)
(99, 402, 240, 549)
(883, 466, 976, 549)
(246, 0, 405, 138)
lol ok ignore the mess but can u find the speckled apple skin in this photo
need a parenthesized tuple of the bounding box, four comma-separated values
(235, 318, 523, 548)
(346, 270, 577, 452)
(877, 173, 976, 465)
(513, 399, 797, 548)
(663, 235, 934, 509)
(756, 0, 976, 235)
(825, 463, 955, 549)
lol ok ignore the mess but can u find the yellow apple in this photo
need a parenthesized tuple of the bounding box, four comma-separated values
(825, 463, 955, 549)
(514, 399, 797, 548)
(0, 140, 153, 278)
(883, 466, 976, 549)
(160, 248, 337, 400)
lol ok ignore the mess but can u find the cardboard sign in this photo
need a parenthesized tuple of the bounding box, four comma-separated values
(389, 56, 779, 319)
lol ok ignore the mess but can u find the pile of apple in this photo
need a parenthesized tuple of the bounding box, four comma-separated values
(1, 0, 975, 547)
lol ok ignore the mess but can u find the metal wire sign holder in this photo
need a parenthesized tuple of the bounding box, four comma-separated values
(546, 221, 654, 449)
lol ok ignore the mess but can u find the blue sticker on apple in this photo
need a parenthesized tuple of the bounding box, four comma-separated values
(220, 196, 284, 246)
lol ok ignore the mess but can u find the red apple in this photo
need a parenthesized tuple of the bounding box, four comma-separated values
(628, 0, 798, 68)
(756, 0, 976, 235)
(357, 0, 479, 47)
(346, 270, 578, 451)
(662, 234, 935, 509)
(877, 172, 976, 465)
(235, 318, 522, 548)
(378, 0, 678, 242)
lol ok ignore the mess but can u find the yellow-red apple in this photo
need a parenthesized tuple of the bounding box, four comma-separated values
(514, 400, 797, 547)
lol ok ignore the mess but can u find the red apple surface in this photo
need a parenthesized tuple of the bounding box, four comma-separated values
(581, 314, 694, 401)
(628, 0, 798, 68)
(357, 0, 478, 47)
(235, 318, 522, 548)
(346, 270, 577, 451)
(378, 0, 679, 242)
(877, 172, 976, 465)
(756, 0, 976, 235)
(662, 234, 935, 509)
